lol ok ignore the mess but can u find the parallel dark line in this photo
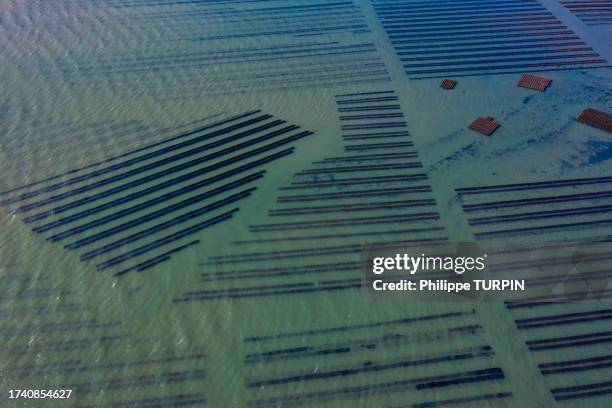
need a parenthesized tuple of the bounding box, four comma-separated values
(376, 5, 545, 17)
(281, 174, 427, 189)
(247, 346, 493, 387)
(232, 227, 445, 245)
(0, 111, 250, 196)
(243, 325, 481, 363)
(336, 96, 399, 105)
(182, 24, 369, 41)
(389, 21, 565, 36)
(39, 140, 302, 239)
(475, 217, 612, 238)
(62, 44, 379, 74)
(246, 368, 504, 407)
(552, 379, 612, 400)
(202, 261, 361, 281)
(139, 1, 355, 13)
(2, 113, 270, 205)
(534, 337, 612, 353)
(31, 149, 284, 231)
(379, 9, 547, 22)
(456, 176, 612, 194)
(114, 240, 201, 277)
(385, 15, 560, 29)
(296, 162, 422, 175)
(468, 204, 612, 225)
(517, 308, 612, 329)
(540, 354, 612, 375)
(110, 11, 362, 25)
(178, 280, 367, 299)
(64, 42, 374, 68)
(398, 41, 586, 56)
(81, 189, 254, 260)
(64, 47, 383, 79)
(527, 329, 612, 350)
(394, 36, 581, 50)
(334, 90, 395, 97)
(186, 281, 314, 296)
(463, 189, 612, 211)
(337, 104, 401, 112)
(344, 141, 414, 149)
(339, 113, 404, 121)
(63, 369, 206, 393)
(65, 172, 263, 249)
(505, 289, 612, 309)
(377, 4, 541, 15)
(513, 268, 612, 288)
(95, 210, 237, 270)
(277, 186, 431, 201)
(401, 47, 592, 62)
(269, 199, 436, 216)
(14, 118, 289, 213)
(404, 53, 598, 70)
(246, 345, 353, 363)
(250, 213, 440, 231)
(343, 131, 411, 140)
(133, 255, 172, 272)
(395, 32, 584, 49)
(406, 58, 607, 77)
(393, 30, 580, 46)
(314, 152, 419, 163)
(244, 310, 470, 342)
(374, 0, 538, 10)
(341, 122, 407, 130)
(381, 10, 555, 24)
(488, 251, 612, 273)
(246, 325, 481, 362)
(203, 238, 449, 264)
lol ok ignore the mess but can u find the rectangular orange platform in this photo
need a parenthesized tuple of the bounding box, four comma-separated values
(518, 74, 552, 92)
(440, 79, 457, 89)
(469, 116, 500, 136)
(577, 108, 612, 134)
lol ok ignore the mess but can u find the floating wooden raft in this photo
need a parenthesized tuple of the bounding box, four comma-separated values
(469, 116, 499, 136)
(577, 108, 612, 134)
(517, 74, 552, 92)
(440, 79, 457, 89)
